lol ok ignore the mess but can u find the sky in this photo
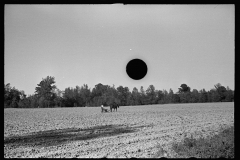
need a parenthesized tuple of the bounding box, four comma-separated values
(5, 4, 234, 95)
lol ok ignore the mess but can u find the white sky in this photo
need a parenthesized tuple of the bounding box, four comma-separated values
(5, 4, 234, 95)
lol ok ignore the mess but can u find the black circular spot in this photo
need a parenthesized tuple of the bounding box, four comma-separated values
(126, 59, 148, 80)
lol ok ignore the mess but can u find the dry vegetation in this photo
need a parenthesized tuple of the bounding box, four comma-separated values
(4, 102, 234, 158)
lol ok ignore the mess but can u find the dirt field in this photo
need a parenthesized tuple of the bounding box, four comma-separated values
(4, 102, 234, 158)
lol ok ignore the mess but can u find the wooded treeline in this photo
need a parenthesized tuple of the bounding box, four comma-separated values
(4, 76, 234, 108)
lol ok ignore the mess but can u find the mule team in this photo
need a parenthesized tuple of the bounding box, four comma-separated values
(101, 102, 119, 113)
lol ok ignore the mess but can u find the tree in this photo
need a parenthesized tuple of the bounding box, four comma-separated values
(162, 89, 169, 104)
(62, 87, 78, 107)
(225, 86, 234, 102)
(89, 83, 110, 106)
(10, 87, 21, 108)
(178, 84, 191, 103)
(89, 83, 111, 106)
(207, 89, 219, 102)
(146, 85, 157, 104)
(18, 96, 30, 108)
(139, 86, 147, 105)
(117, 86, 131, 106)
(178, 84, 191, 93)
(52, 88, 64, 107)
(199, 89, 208, 103)
(168, 88, 174, 103)
(74, 86, 84, 107)
(131, 87, 140, 105)
(79, 84, 91, 106)
(4, 83, 22, 108)
(91, 83, 108, 97)
(4, 83, 11, 100)
(214, 83, 227, 102)
(190, 89, 199, 103)
(104, 85, 120, 106)
(17, 90, 29, 108)
(178, 92, 191, 103)
(172, 94, 180, 103)
(116, 86, 124, 106)
(35, 76, 56, 108)
(156, 90, 164, 104)
(4, 83, 12, 107)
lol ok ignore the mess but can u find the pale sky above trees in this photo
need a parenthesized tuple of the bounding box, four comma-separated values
(5, 4, 234, 95)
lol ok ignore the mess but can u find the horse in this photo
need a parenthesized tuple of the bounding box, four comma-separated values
(110, 102, 119, 112)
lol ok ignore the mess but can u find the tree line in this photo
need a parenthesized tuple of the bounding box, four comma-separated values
(4, 76, 234, 108)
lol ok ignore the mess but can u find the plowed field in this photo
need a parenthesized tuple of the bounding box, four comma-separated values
(4, 102, 234, 158)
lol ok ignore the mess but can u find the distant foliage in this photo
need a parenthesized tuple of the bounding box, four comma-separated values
(4, 77, 234, 108)
(35, 76, 56, 108)
(4, 83, 24, 108)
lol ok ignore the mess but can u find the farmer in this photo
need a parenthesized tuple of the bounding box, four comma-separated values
(101, 105, 109, 113)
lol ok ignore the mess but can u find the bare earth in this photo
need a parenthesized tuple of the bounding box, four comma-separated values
(4, 102, 234, 158)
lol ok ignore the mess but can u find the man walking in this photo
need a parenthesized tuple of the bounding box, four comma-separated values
(101, 105, 109, 113)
